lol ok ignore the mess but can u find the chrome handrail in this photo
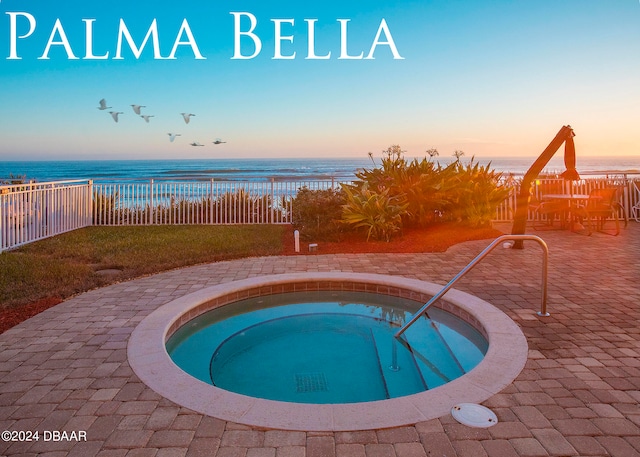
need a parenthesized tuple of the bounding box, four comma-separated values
(394, 235, 549, 339)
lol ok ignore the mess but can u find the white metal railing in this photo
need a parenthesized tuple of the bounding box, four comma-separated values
(2, 176, 638, 252)
(494, 177, 639, 223)
(91, 179, 341, 226)
(1, 180, 92, 252)
(632, 180, 640, 222)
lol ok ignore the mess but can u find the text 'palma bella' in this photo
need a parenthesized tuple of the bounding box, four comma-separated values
(5, 12, 405, 60)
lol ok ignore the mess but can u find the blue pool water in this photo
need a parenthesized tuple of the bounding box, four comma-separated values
(166, 291, 488, 404)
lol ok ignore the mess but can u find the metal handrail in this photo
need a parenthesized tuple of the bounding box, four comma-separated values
(394, 234, 549, 339)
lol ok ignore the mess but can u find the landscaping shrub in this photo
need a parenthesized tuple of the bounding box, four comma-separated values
(351, 145, 448, 227)
(291, 186, 345, 241)
(342, 145, 509, 239)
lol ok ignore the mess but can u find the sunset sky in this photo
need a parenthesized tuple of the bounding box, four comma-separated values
(0, 0, 639, 161)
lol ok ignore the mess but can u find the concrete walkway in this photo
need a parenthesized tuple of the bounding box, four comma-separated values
(1, 222, 639, 456)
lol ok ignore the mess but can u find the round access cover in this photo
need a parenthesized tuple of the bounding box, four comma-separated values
(451, 403, 498, 428)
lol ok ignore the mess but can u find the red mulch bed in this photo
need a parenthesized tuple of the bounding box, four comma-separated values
(281, 223, 504, 255)
(1, 223, 503, 334)
(0, 297, 63, 334)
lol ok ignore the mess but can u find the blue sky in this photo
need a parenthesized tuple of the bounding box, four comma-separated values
(0, 0, 639, 160)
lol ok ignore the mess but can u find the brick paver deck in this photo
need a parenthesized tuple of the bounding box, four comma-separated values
(1, 223, 639, 456)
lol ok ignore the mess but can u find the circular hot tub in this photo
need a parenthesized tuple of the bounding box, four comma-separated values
(167, 290, 488, 403)
(128, 272, 527, 431)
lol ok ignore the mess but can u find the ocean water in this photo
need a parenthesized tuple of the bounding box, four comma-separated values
(1, 156, 639, 183)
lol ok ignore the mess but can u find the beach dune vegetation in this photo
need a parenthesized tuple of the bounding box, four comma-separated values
(92, 189, 282, 225)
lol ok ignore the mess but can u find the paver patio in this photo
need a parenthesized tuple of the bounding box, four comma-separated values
(1, 222, 639, 456)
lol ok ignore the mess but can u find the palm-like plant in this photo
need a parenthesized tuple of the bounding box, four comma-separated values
(444, 158, 510, 227)
(341, 183, 408, 242)
(354, 146, 451, 226)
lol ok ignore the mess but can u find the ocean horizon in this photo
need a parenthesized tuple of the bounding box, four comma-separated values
(1, 156, 639, 183)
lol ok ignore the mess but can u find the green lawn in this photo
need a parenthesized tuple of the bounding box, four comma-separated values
(0, 225, 285, 310)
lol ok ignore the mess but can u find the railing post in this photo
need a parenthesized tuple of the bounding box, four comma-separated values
(270, 178, 275, 224)
(88, 180, 93, 227)
(209, 179, 214, 225)
(149, 179, 154, 225)
(0, 190, 4, 253)
(622, 177, 630, 223)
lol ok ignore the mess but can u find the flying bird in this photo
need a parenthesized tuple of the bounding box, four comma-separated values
(212, 139, 227, 144)
(97, 99, 111, 110)
(109, 111, 123, 123)
(167, 133, 182, 142)
(131, 104, 146, 115)
(181, 113, 195, 124)
(190, 141, 204, 147)
(140, 115, 154, 123)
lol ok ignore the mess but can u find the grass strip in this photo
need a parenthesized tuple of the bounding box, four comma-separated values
(0, 225, 285, 310)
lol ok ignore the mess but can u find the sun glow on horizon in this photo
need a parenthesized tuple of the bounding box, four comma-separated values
(1, 1, 639, 161)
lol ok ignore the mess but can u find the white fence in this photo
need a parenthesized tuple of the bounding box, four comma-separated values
(1, 180, 93, 252)
(0, 178, 341, 251)
(91, 179, 340, 226)
(494, 176, 639, 222)
(1, 176, 639, 253)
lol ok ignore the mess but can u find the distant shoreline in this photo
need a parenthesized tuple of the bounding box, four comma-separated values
(1, 156, 639, 183)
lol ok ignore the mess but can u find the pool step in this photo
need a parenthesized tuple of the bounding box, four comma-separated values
(398, 315, 466, 390)
(369, 327, 426, 398)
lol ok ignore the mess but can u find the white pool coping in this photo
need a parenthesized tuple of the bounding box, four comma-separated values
(128, 272, 528, 431)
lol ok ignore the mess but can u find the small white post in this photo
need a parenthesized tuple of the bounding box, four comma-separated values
(294, 230, 300, 253)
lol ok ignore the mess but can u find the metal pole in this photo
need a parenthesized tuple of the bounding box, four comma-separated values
(395, 234, 549, 339)
(389, 339, 399, 371)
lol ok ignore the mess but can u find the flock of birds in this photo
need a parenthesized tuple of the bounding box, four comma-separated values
(97, 98, 227, 146)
